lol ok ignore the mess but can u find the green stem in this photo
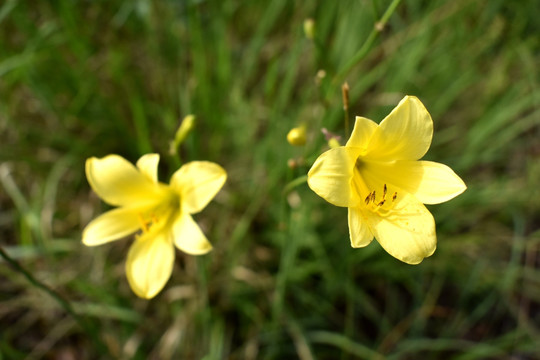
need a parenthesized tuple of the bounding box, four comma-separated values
(0, 246, 110, 356)
(344, 106, 350, 139)
(333, 0, 402, 86)
(283, 175, 308, 195)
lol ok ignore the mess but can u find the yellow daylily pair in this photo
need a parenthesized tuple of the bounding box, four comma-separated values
(83, 95, 465, 299)
(308, 96, 466, 264)
(83, 154, 226, 298)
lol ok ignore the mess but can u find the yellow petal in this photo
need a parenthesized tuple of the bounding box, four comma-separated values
(86, 155, 166, 207)
(361, 160, 467, 204)
(170, 161, 227, 214)
(136, 153, 160, 183)
(402, 161, 466, 204)
(365, 96, 433, 161)
(364, 193, 436, 264)
(307, 147, 361, 207)
(348, 207, 373, 247)
(172, 214, 213, 255)
(125, 231, 174, 299)
(346, 116, 378, 150)
(82, 207, 141, 246)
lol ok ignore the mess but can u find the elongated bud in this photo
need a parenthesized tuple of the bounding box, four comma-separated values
(169, 114, 196, 155)
(287, 125, 307, 146)
(341, 82, 350, 112)
(303, 18, 315, 40)
(341, 82, 350, 136)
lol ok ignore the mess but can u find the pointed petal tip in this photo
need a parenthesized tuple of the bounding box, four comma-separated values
(403, 94, 418, 101)
(434, 172, 467, 203)
(194, 243, 213, 255)
(173, 214, 214, 255)
(400, 244, 436, 265)
(401, 95, 422, 106)
(456, 181, 467, 195)
(346, 117, 378, 149)
(133, 288, 158, 299)
(136, 153, 161, 183)
(81, 234, 98, 247)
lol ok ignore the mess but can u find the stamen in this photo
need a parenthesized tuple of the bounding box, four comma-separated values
(137, 212, 162, 233)
(363, 184, 398, 211)
(138, 213, 150, 233)
(377, 184, 387, 207)
(365, 193, 372, 205)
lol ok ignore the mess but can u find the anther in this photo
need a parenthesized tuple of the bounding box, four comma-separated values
(138, 213, 150, 233)
(364, 186, 397, 210)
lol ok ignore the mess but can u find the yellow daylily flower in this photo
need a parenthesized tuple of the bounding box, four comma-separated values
(82, 154, 226, 298)
(308, 96, 466, 264)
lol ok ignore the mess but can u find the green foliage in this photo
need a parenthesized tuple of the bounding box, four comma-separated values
(1, 0, 539, 358)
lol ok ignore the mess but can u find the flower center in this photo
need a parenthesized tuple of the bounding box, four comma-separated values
(363, 184, 397, 213)
(354, 158, 397, 213)
(137, 192, 180, 234)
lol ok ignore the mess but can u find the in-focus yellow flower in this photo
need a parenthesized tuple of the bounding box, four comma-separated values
(308, 96, 466, 264)
(83, 154, 226, 298)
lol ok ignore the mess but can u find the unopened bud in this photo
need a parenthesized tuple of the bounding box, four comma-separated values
(341, 82, 350, 111)
(169, 114, 195, 155)
(321, 128, 342, 148)
(315, 69, 326, 85)
(287, 158, 297, 169)
(328, 138, 341, 148)
(303, 18, 315, 40)
(287, 125, 307, 146)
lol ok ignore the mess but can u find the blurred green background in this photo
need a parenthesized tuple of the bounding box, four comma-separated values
(1, 0, 539, 358)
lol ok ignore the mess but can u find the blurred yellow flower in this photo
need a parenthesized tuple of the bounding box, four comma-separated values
(83, 154, 226, 298)
(308, 96, 466, 264)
